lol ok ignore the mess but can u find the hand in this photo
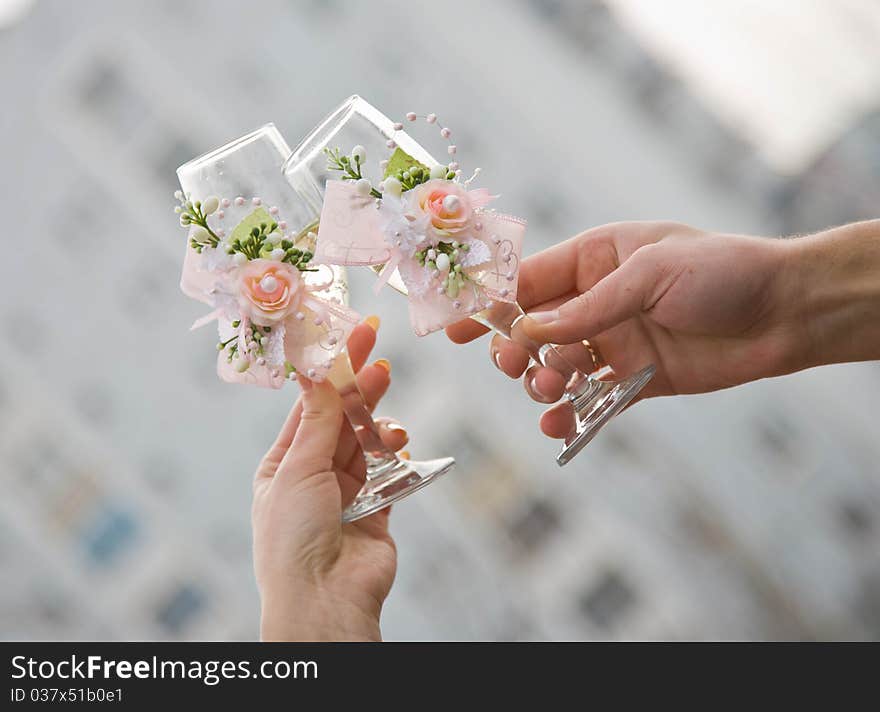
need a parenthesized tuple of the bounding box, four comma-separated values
(252, 318, 408, 641)
(447, 221, 813, 438)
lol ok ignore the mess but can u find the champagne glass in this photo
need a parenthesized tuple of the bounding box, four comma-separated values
(282, 97, 655, 465)
(178, 124, 454, 521)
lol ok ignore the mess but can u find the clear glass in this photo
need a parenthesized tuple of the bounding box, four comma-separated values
(283, 97, 655, 465)
(177, 124, 454, 521)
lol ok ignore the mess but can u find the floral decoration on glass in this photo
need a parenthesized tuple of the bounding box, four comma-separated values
(314, 113, 526, 336)
(176, 191, 360, 386)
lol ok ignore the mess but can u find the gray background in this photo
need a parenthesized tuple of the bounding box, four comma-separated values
(1, 0, 879, 640)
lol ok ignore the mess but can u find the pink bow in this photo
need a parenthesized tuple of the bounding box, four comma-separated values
(315, 180, 526, 336)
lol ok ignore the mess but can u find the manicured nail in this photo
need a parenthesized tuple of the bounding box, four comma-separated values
(528, 309, 559, 324)
(399, 450, 410, 460)
(374, 358, 391, 374)
(365, 315, 381, 331)
(491, 348, 503, 371)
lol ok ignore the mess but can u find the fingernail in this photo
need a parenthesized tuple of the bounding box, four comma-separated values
(528, 309, 559, 324)
(386, 422, 407, 436)
(296, 375, 313, 391)
(399, 450, 410, 460)
(365, 315, 381, 331)
(374, 358, 391, 374)
(529, 374, 548, 400)
(491, 348, 503, 371)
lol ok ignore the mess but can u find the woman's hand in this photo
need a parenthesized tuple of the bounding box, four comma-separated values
(252, 318, 407, 641)
(448, 220, 880, 439)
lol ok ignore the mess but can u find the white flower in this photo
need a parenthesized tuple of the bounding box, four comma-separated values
(263, 323, 286, 366)
(376, 193, 430, 257)
(459, 238, 492, 267)
(351, 145, 366, 163)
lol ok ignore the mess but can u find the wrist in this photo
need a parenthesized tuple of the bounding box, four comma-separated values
(781, 220, 880, 369)
(260, 587, 382, 642)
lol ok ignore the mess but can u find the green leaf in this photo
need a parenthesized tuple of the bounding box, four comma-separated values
(230, 207, 274, 247)
(383, 147, 429, 180)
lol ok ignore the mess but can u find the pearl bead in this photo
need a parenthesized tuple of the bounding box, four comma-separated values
(235, 197, 245, 206)
(257, 357, 266, 366)
(217, 228, 225, 237)
(474, 221, 483, 231)
(386, 139, 396, 149)
(435, 253, 450, 272)
(260, 274, 278, 292)
(252, 197, 262, 206)
(453, 300, 461, 309)
(314, 316, 323, 326)
(448, 161, 459, 171)
(392, 122, 403, 131)
(221, 198, 230, 208)
(307, 369, 316, 378)
(278, 221, 287, 230)
(295, 312, 305, 321)
(436, 286, 445, 295)
(406, 112, 417, 121)
(440, 127, 451, 138)
(506, 272, 515, 281)
(426, 113, 437, 124)
(271, 369, 279, 378)
(500, 288, 509, 297)
(328, 336, 338, 346)
(447, 145, 457, 155)
(217, 210, 225, 219)
(269, 206, 279, 215)
(442, 194, 460, 212)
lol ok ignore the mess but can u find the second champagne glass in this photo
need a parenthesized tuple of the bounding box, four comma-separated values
(282, 96, 655, 465)
(177, 124, 454, 521)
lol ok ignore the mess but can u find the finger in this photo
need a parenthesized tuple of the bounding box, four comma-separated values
(275, 376, 344, 487)
(348, 317, 380, 374)
(490, 333, 530, 378)
(333, 360, 391, 469)
(256, 396, 305, 481)
(524, 365, 566, 403)
(523, 247, 661, 344)
(540, 401, 574, 439)
(446, 318, 489, 344)
(375, 417, 409, 452)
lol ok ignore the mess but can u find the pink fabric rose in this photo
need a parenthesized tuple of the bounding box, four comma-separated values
(411, 179, 473, 236)
(237, 259, 302, 325)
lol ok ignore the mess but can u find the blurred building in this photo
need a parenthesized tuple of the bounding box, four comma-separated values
(0, 0, 878, 640)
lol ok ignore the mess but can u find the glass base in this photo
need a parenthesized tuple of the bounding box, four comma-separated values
(342, 456, 456, 522)
(557, 364, 656, 467)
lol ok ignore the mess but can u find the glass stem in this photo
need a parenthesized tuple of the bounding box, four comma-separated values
(473, 301, 599, 401)
(326, 356, 402, 481)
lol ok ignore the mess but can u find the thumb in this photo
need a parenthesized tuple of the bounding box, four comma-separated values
(522, 251, 658, 344)
(275, 375, 343, 488)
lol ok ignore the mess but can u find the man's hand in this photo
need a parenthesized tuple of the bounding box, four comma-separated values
(448, 221, 822, 438)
